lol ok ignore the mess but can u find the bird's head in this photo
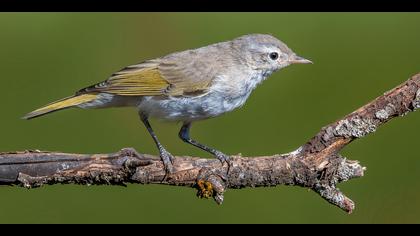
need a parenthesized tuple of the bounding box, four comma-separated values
(233, 34, 312, 73)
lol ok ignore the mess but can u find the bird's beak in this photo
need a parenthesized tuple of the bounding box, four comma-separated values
(289, 55, 313, 64)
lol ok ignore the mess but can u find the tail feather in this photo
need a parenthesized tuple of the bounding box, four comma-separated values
(22, 94, 98, 120)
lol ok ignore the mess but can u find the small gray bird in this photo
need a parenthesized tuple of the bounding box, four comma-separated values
(23, 34, 312, 173)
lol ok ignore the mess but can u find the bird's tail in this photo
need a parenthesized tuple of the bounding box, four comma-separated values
(22, 94, 98, 120)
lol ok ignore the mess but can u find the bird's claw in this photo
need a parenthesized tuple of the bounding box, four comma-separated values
(160, 149, 175, 176)
(214, 151, 232, 172)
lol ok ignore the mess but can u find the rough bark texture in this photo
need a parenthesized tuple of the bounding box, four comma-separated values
(1, 73, 420, 213)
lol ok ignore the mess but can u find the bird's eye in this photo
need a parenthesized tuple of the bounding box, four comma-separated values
(269, 52, 279, 60)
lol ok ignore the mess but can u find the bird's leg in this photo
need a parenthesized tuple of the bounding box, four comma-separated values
(140, 113, 174, 174)
(179, 122, 231, 167)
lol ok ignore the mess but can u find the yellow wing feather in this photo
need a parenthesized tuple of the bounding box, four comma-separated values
(80, 66, 171, 96)
(78, 58, 214, 97)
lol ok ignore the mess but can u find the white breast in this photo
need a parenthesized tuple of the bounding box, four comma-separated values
(138, 71, 269, 122)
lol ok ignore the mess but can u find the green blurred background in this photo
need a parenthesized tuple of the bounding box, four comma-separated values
(0, 13, 419, 223)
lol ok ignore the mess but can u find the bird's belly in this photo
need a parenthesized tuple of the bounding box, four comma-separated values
(138, 92, 250, 122)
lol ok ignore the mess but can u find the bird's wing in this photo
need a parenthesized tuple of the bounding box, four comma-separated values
(77, 57, 214, 97)
(157, 57, 215, 96)
(77, 61, 171, 96)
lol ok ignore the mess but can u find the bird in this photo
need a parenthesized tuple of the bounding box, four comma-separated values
(23, 33, 312, 174)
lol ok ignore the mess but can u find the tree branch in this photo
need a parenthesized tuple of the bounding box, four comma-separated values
(1, 73, 420, 213)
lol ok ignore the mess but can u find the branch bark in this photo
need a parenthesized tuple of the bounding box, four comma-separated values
(1, 73, 420, 213)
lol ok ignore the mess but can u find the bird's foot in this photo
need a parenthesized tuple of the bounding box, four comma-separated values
(159, 148, 175, 176)
(214, 151, 232, 173)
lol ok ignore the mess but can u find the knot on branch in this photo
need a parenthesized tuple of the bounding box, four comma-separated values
(195, 167, 227, 204)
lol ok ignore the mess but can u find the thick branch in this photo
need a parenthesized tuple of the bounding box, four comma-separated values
(1, 73, 419, 213)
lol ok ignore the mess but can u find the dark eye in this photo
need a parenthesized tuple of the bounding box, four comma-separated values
(269, 52, 279, 60)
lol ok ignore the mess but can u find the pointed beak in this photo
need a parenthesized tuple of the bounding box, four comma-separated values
(289, 55, 313, 64)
